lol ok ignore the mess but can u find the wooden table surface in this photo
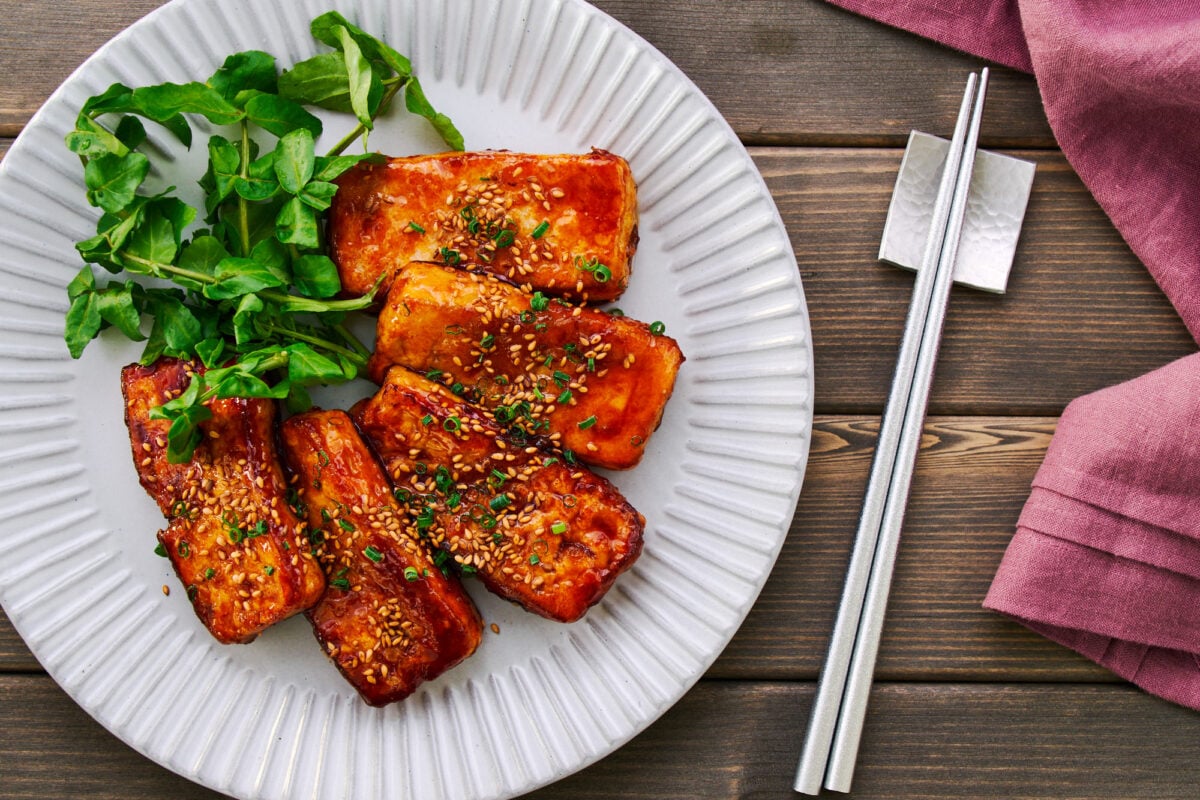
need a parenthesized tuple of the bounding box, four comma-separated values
(3, 2, 1199, 798)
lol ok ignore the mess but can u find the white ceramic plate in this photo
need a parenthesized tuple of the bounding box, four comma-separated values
(0, 1, 813, 798)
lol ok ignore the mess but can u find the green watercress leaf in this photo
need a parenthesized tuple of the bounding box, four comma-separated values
(244, 92, 323, 138)
(274, 196, 319, 248)
(132, 82, 245, 125)
(204, 257, 288, 299)
(208, 50, 278, 101)
(405, 76, 464, 151)
(84, 152, 150, 213)
(334, 25, 377, 129)
(292, 254, 341, 298)
(277, 52, 354, 112)
(273, 128, 316, 195)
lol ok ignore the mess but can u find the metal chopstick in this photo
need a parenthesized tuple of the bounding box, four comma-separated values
(794, 68, 989, 796)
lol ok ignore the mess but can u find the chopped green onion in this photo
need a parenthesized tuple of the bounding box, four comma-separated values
(440, 247, 461, 265)
(530, 292, 549, 311)
(649, 320, 666, 335)
(404, 566, 420, 581)
(494, 229, 515, 248)
(444, 323, 464, 335)
(552, 370, 571, 387)
(264, 565, 276, 576)
(330, 578, 351, 590)
(408, 221, 425, 234)
(551, 521, 568, 535)
(443, 416, 462, 432)
(557, 388, 572, 404)
(178, 541, 191, 558)
(519, 310, 535, 324)
(578, 415, 597, 430)
(421, 414, 433, 426)
(529, 554, 540, 565)
(337, 518, 355, 532)
(593, 264, 612, 282)
(364, 545, 383, 563)
(489, 494, 511, 512)
(480, 333, 495, 348)
(532, 220, 550, 239)
(204, 567, 215, 579)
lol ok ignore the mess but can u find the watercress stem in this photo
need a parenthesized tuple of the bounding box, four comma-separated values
(237, 120, 252, 256)
(325, 78, 405, 157)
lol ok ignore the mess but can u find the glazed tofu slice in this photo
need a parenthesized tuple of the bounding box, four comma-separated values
(328, 149, 638, 303)
(368, 262, 684, 470)
(352, 366, 645, 623)
(280, 409, 483, 706)
(121, 359, 325, 644)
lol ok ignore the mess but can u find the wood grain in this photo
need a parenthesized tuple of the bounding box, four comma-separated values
(757, 147, 1196, 415)
(2, 0, 1051, 147)
(4, 676, 1199, 800)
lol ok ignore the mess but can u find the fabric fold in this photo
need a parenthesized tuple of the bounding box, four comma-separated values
(985, 353, 1200, 709)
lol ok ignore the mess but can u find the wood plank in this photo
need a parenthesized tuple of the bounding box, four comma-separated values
(0, 1, 165, 135)
(0, 416, 1114, 680)
(712, 415, 1113, 682)
(3, 675, 1198, 800)
(2, 1, 1052, 147)
(526, 682, 1200, 799)
(758, 147, 1197, 415)
(594, 0, 1054, 147)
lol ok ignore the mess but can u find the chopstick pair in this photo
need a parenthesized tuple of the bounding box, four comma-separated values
(795, 69, 990, 795)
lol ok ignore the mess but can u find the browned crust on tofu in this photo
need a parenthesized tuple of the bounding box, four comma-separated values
(367, 261, 683, 470)
(121, 358, 325, 644)
(328, 149, 638, 303)
(351, 366, 645, 623)
(279, 409, 483, 706)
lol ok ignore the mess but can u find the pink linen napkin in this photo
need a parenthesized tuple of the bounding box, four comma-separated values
(985, 353, 1200, 709)
(823, 0, 1200, 707)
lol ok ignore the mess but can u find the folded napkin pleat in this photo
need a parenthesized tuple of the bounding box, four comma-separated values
(984, 352, 1200, 709)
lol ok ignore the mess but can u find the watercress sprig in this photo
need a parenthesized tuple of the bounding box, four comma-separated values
(64, 11, 464, 463)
